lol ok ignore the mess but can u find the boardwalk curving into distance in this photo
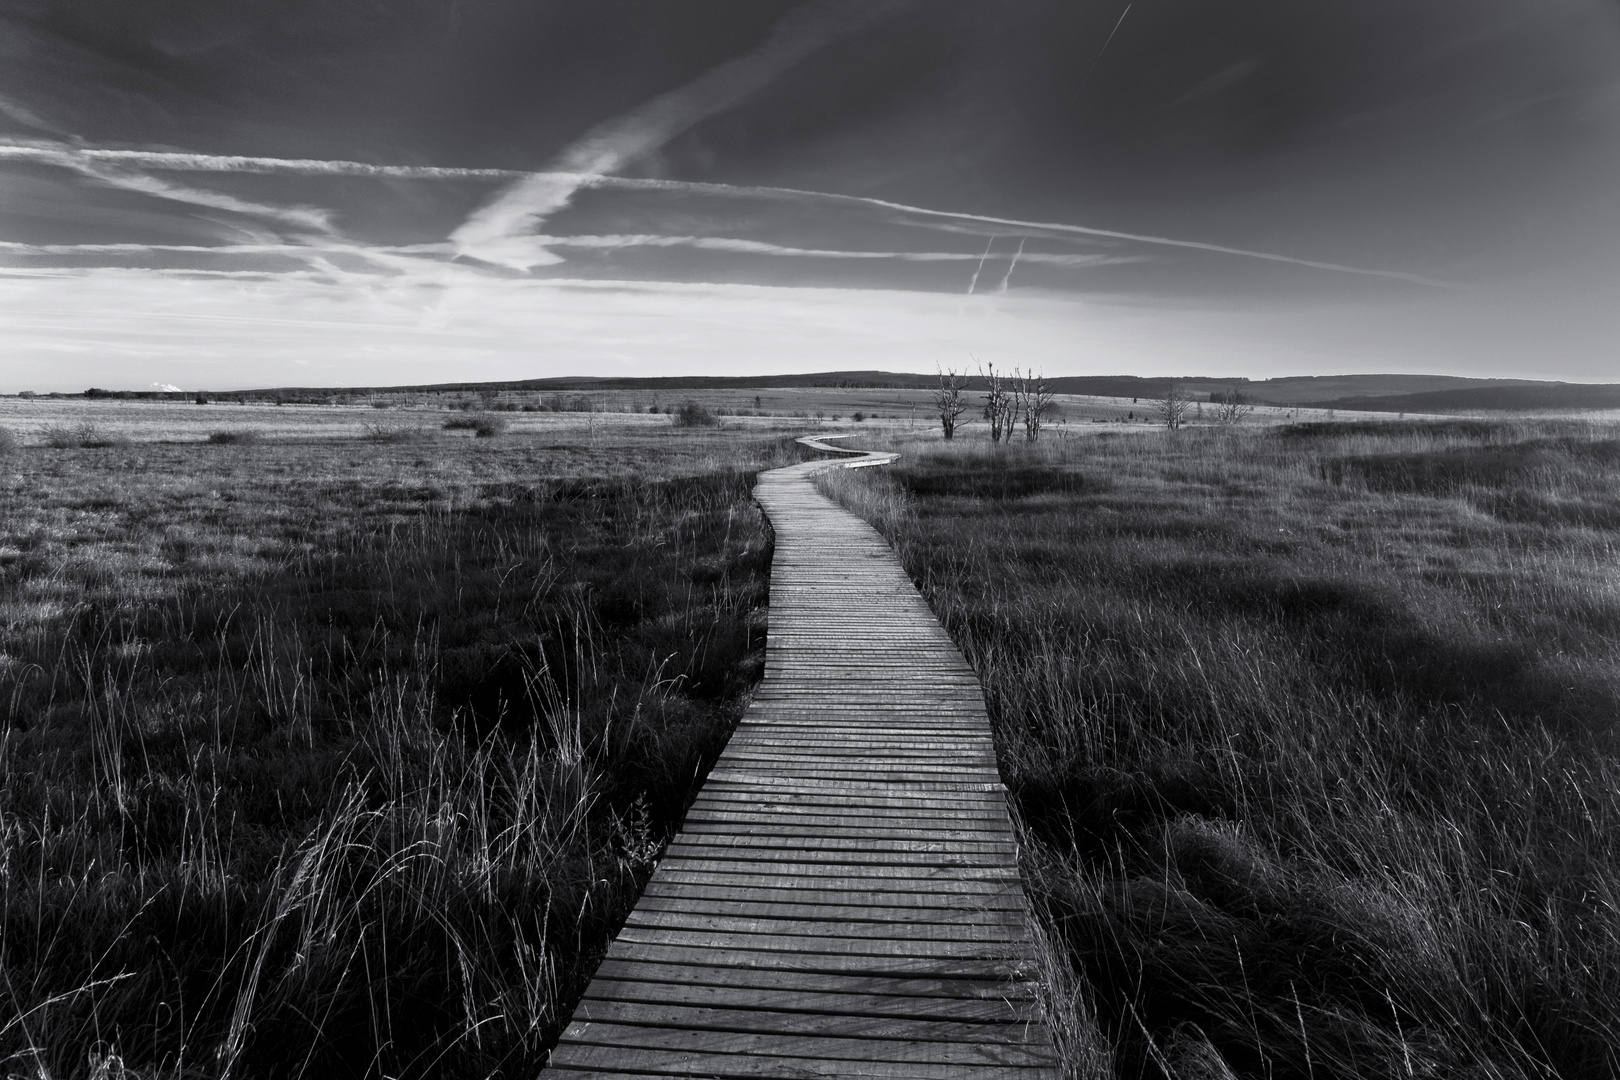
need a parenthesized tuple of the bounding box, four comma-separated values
(540, 434, 1057, 1079)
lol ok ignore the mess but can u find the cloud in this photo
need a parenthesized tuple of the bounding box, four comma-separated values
(3, 134, 1450, 285)
(582, 176, 1461, 288)
(451, 0, 901, 269)
(152, 382, 184, 391)
(2, 141, 335, 233)
(534, 233, 1126, 267)
(0, 142, 521, 180)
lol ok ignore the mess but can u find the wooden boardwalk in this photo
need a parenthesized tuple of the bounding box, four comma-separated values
(540, 435, 1057, 1079)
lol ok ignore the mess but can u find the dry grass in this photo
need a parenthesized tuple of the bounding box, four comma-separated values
(0, 420, 816, 1077)
(819, 418, 1620, 1080)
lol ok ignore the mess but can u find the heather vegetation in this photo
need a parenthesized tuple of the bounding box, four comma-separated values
(0, 425, 805, 1078)
(819, 419, 1620, 1080)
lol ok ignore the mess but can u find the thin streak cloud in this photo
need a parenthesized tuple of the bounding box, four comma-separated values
(451, 0, 902, 269)
(587, 177, 1462, 288)
(0, 143, 521, 179)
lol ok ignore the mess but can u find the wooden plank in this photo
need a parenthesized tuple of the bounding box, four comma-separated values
(622, 909, 1029, 943)
(588, 959, 1036, 1000)
(610, 925, 1029, 960)
(569, 1000, 1046, 1044)
(582, 978, 1030, 1021)
(603, 940, 1028, 980)
(640, 878, 1029, 910)
(547, 1044, 1051, 1079)
(554, 1023, 1054, 1065)
(632, 894, 1027, 925)
(653, 866, 1027, 895)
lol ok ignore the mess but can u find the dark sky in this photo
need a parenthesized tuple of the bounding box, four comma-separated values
(4, 0, 1619, 389)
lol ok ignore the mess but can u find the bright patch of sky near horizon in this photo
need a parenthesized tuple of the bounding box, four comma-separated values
(3, 0, 1620, 391)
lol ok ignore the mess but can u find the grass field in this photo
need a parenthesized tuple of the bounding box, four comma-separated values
(8, 396, 1617, 1079)
(0, 410, 820, 1077)
(820, 419, 1620, 1080)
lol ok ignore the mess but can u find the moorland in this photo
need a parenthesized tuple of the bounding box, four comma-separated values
(820, 417, 1620, 1080)
(2, 393, 1618, 1080)
(0, 400, 817, 1077)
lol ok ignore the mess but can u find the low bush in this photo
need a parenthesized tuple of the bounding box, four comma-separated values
(40, 421, 130, 448)
(364, 423, 432, 443)
(206, 429, 262, 445)
(0, 427, 17, 455)
(443, 414, 508, 438)
(672, 401, 720, 427)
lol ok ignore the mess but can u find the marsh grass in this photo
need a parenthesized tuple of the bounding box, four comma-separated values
(820, 420, 1620, 1080)
(0, 429, 805, 1078)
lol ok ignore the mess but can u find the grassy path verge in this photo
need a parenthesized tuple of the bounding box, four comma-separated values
(0, 429, 802, 1077)
(819, 421, 1620, 1080)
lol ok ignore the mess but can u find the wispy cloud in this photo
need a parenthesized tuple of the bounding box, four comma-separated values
(451, 0, 900, 269)
(3, 141, 335, 232)
(535, 233, 1124, 267)
(1, 134, 1451, 285)
(584, 176, 1461, 288)
(0, 142, 520, 179)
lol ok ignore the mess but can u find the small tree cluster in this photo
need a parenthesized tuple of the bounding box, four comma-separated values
(1212, 384, 1254, 425)
(980, 360, 1017, 443)
(934, 368, 970, 440)
(1014, 368, 1056, 441)
(1154, 381, 1193, 431)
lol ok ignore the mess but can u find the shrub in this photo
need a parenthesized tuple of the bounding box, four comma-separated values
(444, 414, 507, 438)
(364, 423, 431, 443)
(0, 427, 16, 455)
(41, 421, 129, 449)
(852, 412, 865, 423)
(672, 401, 719, 427)
(206, 430, 262, 445)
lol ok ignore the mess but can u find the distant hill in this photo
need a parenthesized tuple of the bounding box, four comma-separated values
(56, 371, 1614, 412)
(224, 371, 1530, 401)
(1301, 384, 1620, 413)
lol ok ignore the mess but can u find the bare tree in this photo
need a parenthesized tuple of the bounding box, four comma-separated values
(1154, 381, 1192, 431)
(1015, 368, 1056, 441)
(1212, 384, 1254, 425)
(980, 360, 1016, 443)
(934, 367, 970, 440)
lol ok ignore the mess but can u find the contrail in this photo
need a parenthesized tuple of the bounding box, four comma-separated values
(1, 143, 335, 231)
(966, 236, 996, 294)
(997, 237, 1026, 293)
(1085, 3, 1133, 84)
(582, 176, 1457, 287)
(451, 0, 902, 269)
(1, 139, 1454, 286)
(0, 142, 521, 179)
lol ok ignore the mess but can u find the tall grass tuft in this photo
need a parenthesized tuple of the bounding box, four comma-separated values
(823, 421, 1620, 1080)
